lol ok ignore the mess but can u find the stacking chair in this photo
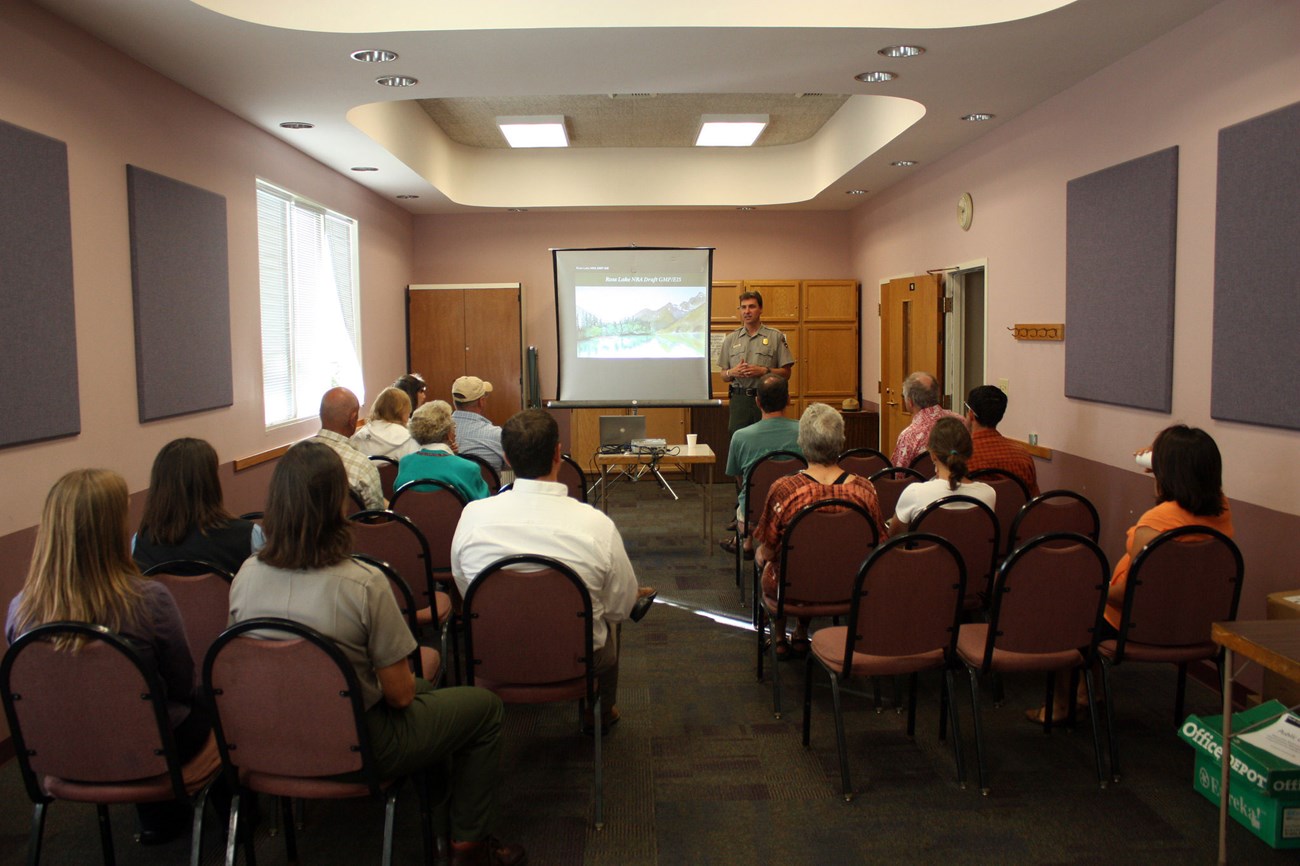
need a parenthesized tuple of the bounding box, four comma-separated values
(1008, 489, 1100, 552)
(968, 468, 1031, 558)
(369, 455, 400, 502)
(390, 479, 469, 591)
(461, 555, 605, 828)
(837, 447, 891, 478)
(955, 532, 1111, 794)
(801, 534, 967, 800)
(737, 450, 808, 608)
(352, 553, 442, 684)
(2, 622, 221, 866)
(1098, 525, 1243, 781)
(205, 618, 437, 866)
(908, 451, 936, 478)
(867, 466, 925, 524)
(558, 453, 590, 502)
(142, 559, 236, 665)
(909, 496, 1000, 614)
(757, 499, 880, 719)
(349, 509, 456, 678)
(459, 453, 501, 495)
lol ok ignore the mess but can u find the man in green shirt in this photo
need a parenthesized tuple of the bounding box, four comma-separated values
(719, 374, 801, 555)
(717, 290, 795, 434)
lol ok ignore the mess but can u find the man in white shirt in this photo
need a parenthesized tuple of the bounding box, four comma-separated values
(450, 375, 507, 472)
(451, 409, 647, 732)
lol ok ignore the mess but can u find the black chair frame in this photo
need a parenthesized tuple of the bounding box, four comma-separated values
(458, 452, 502, 495)
(352, 553, 436, 683)
(1007, 489, 1100, 550)
(909, 494, 1000, 612)
(391, 477, 469, 507)
(738, 450, 808, 610)
(142, 559, 235, 581)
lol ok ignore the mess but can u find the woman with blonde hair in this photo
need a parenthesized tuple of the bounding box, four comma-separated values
(6, 469, 207, 844)
(395, 400, 490, 501)
(351, 386, 419, 460)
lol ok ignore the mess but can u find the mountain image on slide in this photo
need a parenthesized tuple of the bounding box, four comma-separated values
(577, 291, 706, 339)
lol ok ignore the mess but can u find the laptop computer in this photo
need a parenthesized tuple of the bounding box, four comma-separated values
(598, 414, 647, 451)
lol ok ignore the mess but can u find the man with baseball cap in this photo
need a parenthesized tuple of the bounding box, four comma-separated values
(451, 375, 507, 472)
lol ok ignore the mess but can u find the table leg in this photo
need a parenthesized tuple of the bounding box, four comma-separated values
(1218, 646, 1232, 865)
(599, 464, 610, 514)
(706, 462, 714, 554)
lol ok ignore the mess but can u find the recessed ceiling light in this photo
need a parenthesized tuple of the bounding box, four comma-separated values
(279, 121, 314, 130)
(879, 45, 925, 58)
(351, 166, 378, 172)
(376, 75, 418, 87)
(697, 114, 768, 147)
(891, 160, 918, 167)
(737, 206, 755, 211)
(854, 71, 897, 84)
(508, 208, 529, 213)
(350, 49, 397, 63)
(961, 113, 995, 122)
(497, 116, 568, 148)
(396, 194, 419, 199)
(846, 189, 868, 195)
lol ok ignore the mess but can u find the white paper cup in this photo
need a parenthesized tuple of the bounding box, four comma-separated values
(686, 433, 698, 446)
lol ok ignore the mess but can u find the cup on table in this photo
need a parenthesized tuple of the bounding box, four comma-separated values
(686, 433, 698, 447)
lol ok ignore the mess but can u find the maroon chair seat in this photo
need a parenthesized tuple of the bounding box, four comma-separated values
(955, 532, 1111, 794)
(909, 495, 1000, 613)
(1008, 489, 1100, 552)
(353, 553, 442, 684)
(461, 555, 606, 828)
(369, 455, 400, 502)
(908, 450, 936, 478)
(837, 447, 891, 478)
(459, 452, 502, 495)
(867, 466, 925, 525)
(738, 450, 807, 609)
(142, 559, 235, 667)
(802, 533, 967, 800)
(204, 618, 437, 866)
(757, 498, 880, 719)
(1, 622, 221, 866)
(968, 468, 1031, 558)
(558, 453, 590, 502)
(1097, 525, 1243, 782)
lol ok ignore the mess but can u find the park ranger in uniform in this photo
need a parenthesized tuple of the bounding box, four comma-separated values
(717, 290, 795, 433)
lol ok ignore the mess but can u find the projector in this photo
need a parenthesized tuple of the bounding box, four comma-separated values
(630, 438, 667, 452)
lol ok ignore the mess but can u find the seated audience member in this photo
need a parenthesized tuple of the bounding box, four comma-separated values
(753, 403, 887, 660)
(719, 373, 802, 556)
(450, 376, 507, 472)
(392, 372, 428, 411)
(891, 371, 963, 470)
(1029, 424, 1234, 723)
(888, 417, 996, 536)
(311, 387, 385, 510)
(965, 384, 1040, 496)
(8, 469, 209, 845)
(451, 409, 650, 733)
(133, 438, 264, 575)
(351, 387, 420, 461)
(229, 443, 523, 866)
(396, 400, 490, 502)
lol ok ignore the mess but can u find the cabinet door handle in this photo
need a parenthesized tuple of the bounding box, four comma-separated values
(885, 401, 898, 407)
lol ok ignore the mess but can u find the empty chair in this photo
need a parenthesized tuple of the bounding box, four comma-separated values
(909, 450, 936, 478)
(459, 452, 502, 495)
(558, 453, 590, 502)
(738, 450, 808, 607)
(867, 466, 925, 525)
(1008, 489, 1100, 551)
(837, 447, 891, 477)
(205, 618, 437, 866)
(968, 468, 1031, 557)
(142, 559, 236, 666)
(391, 479, 469, 588)
(348, 509, 450, 627)
(353, 553, 442, 683)
(802, 533, 967, 800)
(462, 555, 606, 827)
(909, 496, 1000, 613)
(2, 622, 220, 866)
(955, 532, 1110, 794)
(1098, 525, 1243, 780)
(757, 498, 880, 718)
(370, 455, 400, 502)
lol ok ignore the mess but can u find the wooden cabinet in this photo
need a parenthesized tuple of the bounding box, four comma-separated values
(407, 284, 523, 427)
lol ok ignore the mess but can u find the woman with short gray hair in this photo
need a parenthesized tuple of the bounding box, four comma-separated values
(394, 401, 489, 502)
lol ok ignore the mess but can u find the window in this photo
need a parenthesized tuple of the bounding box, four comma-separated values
(256, 180, 363, 427)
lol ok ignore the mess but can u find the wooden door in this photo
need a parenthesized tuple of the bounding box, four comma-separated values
(711, 280, 744, 322)
(408, 288, 464, 402)
(463, 289, 522, 426)
(880, 275, 944, 458)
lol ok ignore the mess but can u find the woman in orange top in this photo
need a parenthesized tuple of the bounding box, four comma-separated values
(1030, 424, 1233, 722)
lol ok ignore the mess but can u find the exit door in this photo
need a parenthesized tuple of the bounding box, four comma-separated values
(879, 274, 944, 458)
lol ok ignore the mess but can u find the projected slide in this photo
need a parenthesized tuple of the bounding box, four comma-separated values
(575, 281, 707, 359)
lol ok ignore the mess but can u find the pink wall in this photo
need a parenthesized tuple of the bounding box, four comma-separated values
(411, 209, 852, 398)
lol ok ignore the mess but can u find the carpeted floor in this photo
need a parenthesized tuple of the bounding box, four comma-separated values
(0, 479, 1292, 864)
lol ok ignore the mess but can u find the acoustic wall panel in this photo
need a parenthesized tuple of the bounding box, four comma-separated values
(1064, 147, 1179, 412)
(127, 165, 233, 422)
(0, 120, 80, 448)
(1211, 100, 1300, 430)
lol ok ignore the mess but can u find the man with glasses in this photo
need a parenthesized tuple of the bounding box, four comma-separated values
(717, 290, 795, 434)
(965, 384, 1040, 496)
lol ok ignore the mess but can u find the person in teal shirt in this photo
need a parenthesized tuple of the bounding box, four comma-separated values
(396, 400, 491, 502)
(720, 374, 802, 555)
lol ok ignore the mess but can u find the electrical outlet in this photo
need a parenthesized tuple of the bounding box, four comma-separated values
(997, 378, 1009, 396)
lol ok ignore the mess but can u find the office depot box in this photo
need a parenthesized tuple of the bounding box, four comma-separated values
(1192, 754, 1300, 849)
(1263, 592, 1300, 709)
(1180, 701, 1300, 796)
